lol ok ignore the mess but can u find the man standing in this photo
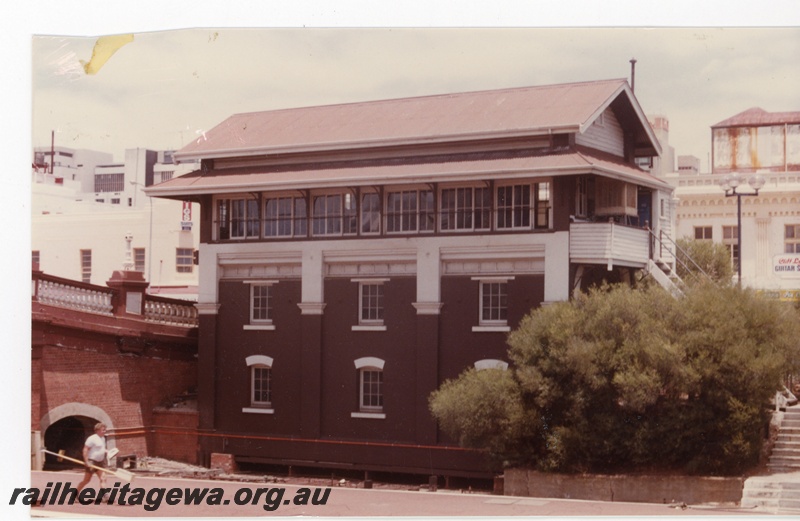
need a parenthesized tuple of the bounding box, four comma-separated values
(76, 422, 107, 492)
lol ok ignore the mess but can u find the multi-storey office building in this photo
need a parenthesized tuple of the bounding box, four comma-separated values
(32, 146, 113, 192)
(146, 79, 676, 477)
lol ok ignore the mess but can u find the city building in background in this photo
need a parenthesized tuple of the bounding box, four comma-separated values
(665, 108, 800, 297)
(31, 146, 200, 299)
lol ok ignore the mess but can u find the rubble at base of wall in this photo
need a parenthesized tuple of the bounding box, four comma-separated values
(503, 469, 745, 506)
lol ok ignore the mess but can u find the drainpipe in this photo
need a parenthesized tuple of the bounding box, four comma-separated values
(50, 130, 55, 174)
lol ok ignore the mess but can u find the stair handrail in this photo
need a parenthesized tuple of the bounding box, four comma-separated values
(645, 225, 715, 284)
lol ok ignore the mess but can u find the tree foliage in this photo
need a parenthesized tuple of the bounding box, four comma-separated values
(675, 238, 734, 285)
(429, 283, 800, 475)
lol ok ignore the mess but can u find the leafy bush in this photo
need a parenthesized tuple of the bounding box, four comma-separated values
(675, 238, 734, 285)
(429, 283, 800, 475)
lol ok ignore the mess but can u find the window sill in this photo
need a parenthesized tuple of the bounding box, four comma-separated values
(351, 412, 386, 419)
(472, 325, 511, 333)
(351, 325, 387, 332)
(244, 324, 275, 331)
(242, 407, 274, 414)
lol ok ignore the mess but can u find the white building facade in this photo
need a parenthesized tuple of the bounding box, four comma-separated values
(31, 147, 200, 299)
(666, 108, 800, 299)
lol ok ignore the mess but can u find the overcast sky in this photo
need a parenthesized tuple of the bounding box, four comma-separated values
(30, 25, 800, 173)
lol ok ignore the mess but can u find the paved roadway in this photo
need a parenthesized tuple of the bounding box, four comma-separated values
(16, 470, 769, 517)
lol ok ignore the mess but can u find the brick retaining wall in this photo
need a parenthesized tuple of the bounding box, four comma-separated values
(504, 469, 745, 505)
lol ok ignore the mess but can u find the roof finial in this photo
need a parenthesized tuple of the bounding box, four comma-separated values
(629, 58, 637, 92)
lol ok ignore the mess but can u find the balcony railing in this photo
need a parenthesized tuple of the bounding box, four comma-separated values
(32, 270, 198, 328)
(569, 221, 650, 268)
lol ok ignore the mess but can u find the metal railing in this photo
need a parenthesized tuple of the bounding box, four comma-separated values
(645, 226, 714, 284)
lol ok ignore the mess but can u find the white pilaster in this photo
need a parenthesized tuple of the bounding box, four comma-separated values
(416, 242, 441, 304)
(544, 232, 570, 303)
(198, 243, 219, 307)
(301, 244, 325, 304)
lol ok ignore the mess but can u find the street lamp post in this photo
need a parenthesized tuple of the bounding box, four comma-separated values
(718, 172, 765, 285)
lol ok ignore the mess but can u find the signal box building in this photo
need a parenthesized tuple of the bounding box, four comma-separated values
(146, 79, 675, 477)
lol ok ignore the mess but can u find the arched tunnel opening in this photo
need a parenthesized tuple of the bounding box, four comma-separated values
(43, 416, 97, 471)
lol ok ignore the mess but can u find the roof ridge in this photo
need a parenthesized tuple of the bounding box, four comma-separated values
(228, 78, 630, 118)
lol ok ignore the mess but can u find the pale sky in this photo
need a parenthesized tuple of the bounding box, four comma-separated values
(30, 25, 800, 174)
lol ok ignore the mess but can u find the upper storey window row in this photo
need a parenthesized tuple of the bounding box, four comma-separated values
(214, 181, 552, 241)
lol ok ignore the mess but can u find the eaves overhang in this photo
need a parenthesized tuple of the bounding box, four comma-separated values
(146, 150, 671, 201)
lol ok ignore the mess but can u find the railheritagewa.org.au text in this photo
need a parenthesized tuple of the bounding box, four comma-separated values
(10, 481, 331, 511)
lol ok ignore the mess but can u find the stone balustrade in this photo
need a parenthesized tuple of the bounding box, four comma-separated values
(33, 269, 198, 328)
(35, 278, 114, 316)
(144, 298, 199, 326)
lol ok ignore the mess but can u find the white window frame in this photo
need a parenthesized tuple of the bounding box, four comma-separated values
(351, 357, 385, 419)
(311, 192, 345, 236)
(216, 196, 260, 240)
(472, 276, 513, 332)
(176, 248, 194, 274)
(263, 195, 307, 238)
(133, 247, 145, 272)
(439, 185, 491, 232)
(243, 355, 274, 414)
(352, 279, 388, 331)
(244, 281, 277, 330)
(495, 183, 532, 230)
(385, 188, 434, 234)
(360, 191, 381, 235)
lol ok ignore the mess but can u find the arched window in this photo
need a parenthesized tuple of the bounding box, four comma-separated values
(243, 355, 274, 414)
(352, 357, 385, 419)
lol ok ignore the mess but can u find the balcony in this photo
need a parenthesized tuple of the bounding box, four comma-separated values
(569, 221, 650, 269)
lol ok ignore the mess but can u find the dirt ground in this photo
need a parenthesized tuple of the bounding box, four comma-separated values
(129, 456, 492, 494)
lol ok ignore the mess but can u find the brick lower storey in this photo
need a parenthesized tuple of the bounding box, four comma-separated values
(32, 337, 198, 466)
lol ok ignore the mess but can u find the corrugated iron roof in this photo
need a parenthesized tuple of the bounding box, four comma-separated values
(175, 79, 638, 160)
(147, 148, 670, 198)
(712, 107, 800, 128)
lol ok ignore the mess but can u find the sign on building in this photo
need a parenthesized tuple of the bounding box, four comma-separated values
(181, 201, 192, 231)
(773, 254, 800, 279)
